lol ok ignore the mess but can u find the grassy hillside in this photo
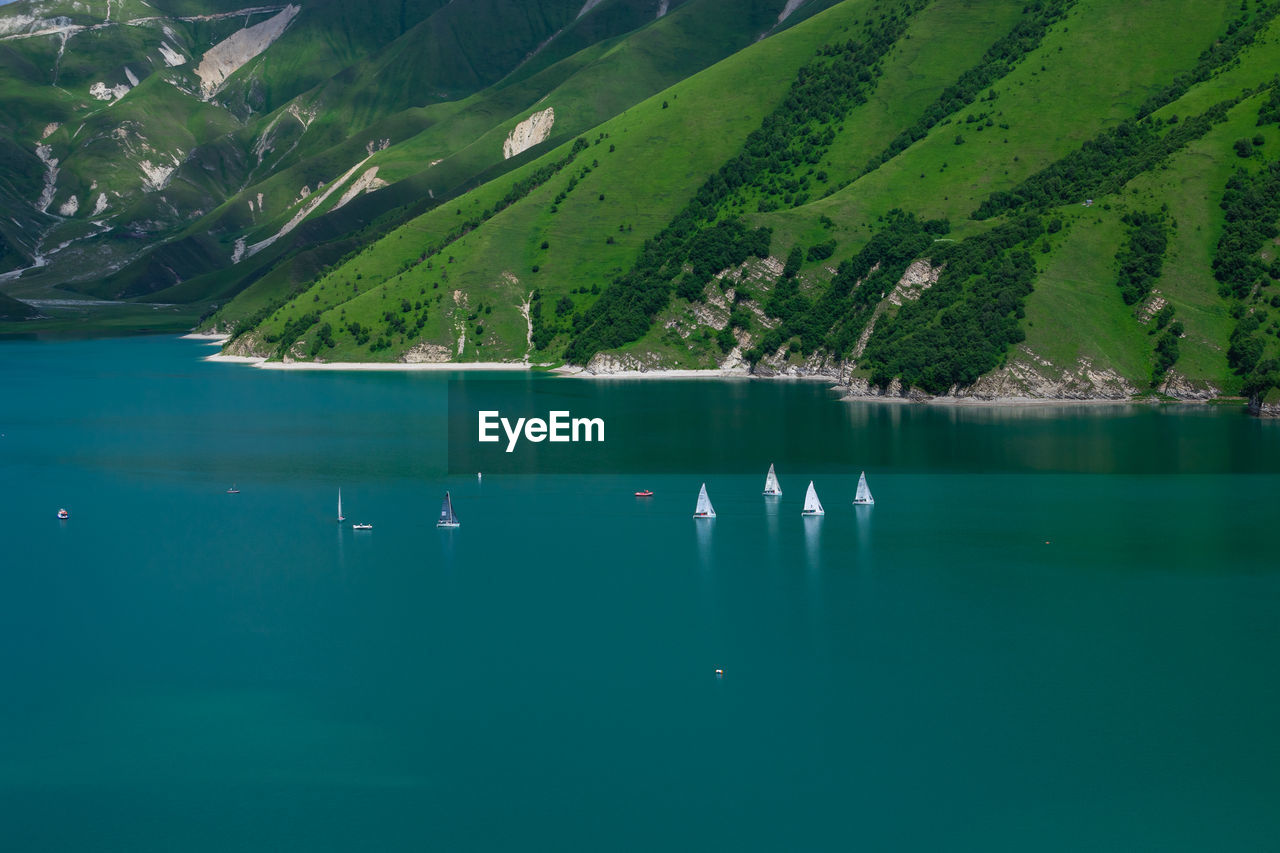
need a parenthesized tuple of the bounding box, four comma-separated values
(1, 0, 765, 307)
(169, 0, 815, 325)
(221, 0, 883, 361)
(4, 0, 1279, 406)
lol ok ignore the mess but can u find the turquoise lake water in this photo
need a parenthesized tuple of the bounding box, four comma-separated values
(2, 336, 1278, 851)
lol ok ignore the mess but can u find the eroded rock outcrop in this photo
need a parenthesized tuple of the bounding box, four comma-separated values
(1249, 393, 1280, 418)
(583, 352, 666, 374)
(1157, 371, 1219, 400)
(332, 166, 387, 210)
(503, 108, 555, 159)
(400, 342, 453, 363)
(887, 259, 942, 306)
(953, 349, 1138, 400)
(195, 5, 300, 100)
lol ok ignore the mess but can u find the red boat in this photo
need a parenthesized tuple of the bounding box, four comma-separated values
(634, 490, 653, 497)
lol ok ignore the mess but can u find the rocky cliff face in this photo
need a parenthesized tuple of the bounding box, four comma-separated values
(950, 348, 1138, 400)
(195, 5, 301, 100)
(1249, 394, 1280, 418)
(503, 108, 556, 159)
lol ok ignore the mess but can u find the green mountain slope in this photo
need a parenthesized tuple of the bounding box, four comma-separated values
(220, 0, 869, 359)
(0, 0, 765, 297)
(4, 0, 1279, 407)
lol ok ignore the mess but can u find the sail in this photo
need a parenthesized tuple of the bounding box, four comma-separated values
(854, 471, 874, 504)
(338, 489, 344, 520)
(694, 483, 716, 517)
(438, 491, 458, 525)
(763, 463, 781, 495)
(802, 481, 824, 515)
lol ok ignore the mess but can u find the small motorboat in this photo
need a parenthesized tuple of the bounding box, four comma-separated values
(634, 489, 653, 497)
(226, 485, 240, 494)
(56, 508, 69, 520)
(352, 523, 373, 530)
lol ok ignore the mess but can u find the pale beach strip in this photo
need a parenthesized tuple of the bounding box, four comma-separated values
(202, 353, 530, 371)
(917, 396, 1140, 407)
(186, 337, 1191, 403)
(552, 365, 755, 379)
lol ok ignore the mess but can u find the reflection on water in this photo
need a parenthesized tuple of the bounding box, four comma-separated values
(764, 494, 781, 563)
(803, 515, 822, 573)
(694, 517, 714, 568)
(438, 526, 457, 572)
(336, 521, 345, 571)
(458, 373, 1280, 476)
(854, 504, 873, 564)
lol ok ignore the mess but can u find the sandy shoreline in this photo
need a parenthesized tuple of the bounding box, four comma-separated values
(185, 338, 1210, 406)
(853, 395, 1147, 408)
(551, 366, 847, 382)
(202, 352, 531, 371)
(552, 365, 756, 380)
(912, 396, 1141, 407)
(191, 333, 531, 371)
(553, 366, 1167, 405)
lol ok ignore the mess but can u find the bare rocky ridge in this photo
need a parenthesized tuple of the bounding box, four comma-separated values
(752, 352, 849, 381)
(584, 352, 666, 373)
(223, 330, 267, 358)
(1157, 370, 1219, 400)
(244, 153, 373, 258)
(400, 342, 453, 363)
(332, 167, 388, 211)
(158, 42, 186, 67)
(887, 258, 941, 306)
(194, 5, 300, 100)
(948, 349, 1138, 400)
(89, 80, 131, 101)
(503, 108, 555, 159)
(776, 0, 808, 25)
(577, 0, 607, 19)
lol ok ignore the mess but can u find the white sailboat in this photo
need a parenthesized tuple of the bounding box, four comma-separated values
(801, 480, 824, 516)
(853, 471, 874, 505)
(337, 488, 345, 522)
(762, 463, 782, 497)
(693, 483, 716, 518)
(437, 490, 460, 528)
